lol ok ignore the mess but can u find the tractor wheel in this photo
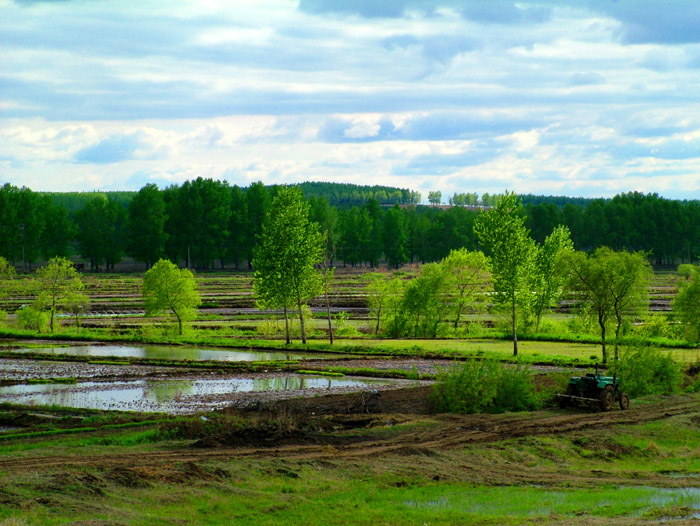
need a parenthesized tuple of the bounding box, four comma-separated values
(599, 385, 615, 411)
(619, 393, 630, 410)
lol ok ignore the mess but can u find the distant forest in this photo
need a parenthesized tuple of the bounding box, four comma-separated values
(1, 180, 699, 271)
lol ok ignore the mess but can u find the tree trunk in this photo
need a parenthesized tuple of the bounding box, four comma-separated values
(512, 296, 518, 357)
(50, 297, 57, 333)
(454, 302, 463, 329)
(325, 293, 333, 345)
(283, 305, 290, 345)
(375, 307, 381, 335)
(297, 299, 307, 344)
(175, 312, 183, 335)
(599, 310, 607, 365)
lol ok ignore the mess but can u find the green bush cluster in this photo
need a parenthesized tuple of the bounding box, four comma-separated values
(429, 360, 540, 414)
(617, 347, 681, 398)
(16, 306, 49, 333)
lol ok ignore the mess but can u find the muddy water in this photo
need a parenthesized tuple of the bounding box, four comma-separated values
(10, 344, 350, 362)
(0, 375, 401, 413)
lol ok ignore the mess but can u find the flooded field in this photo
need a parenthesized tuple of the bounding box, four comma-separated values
(7, 344, 352, 362)
(0, 374, 409, 413)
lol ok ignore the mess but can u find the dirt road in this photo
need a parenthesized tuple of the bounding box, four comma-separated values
(1, 391, 697, 479)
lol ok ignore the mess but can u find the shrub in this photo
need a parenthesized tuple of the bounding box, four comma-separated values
(429, 360, 540, 414)
(16, 305, 49, 333)
(617, 346, 681, 398)
(491, 364, 541, 413)
(335, 325, 362, 337)
(632, 313, 672, 339)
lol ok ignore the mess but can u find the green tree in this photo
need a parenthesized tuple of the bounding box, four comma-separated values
(35, 257, 85, 333)
(143, 259, 201, 336)
(227, 185, 248, 269)
(428, 191, 442, 205)
(253, 186, 324, 345)
(362, 199, 383, 267)
(0, 257, 16, 319)
(76, 196, 103, 268)
(382, 204, 408, 269)
(383, 276, 406, 338)
(604, 249, 651, 359)
(245, 181, 271, 268)
(441, 248, 490, 329)
(176, 178, 232, 269)
(0, 184, 45, 270)
(402, 262, 451, 337)
(365, 272, 390, 335)
(673, 264, 700, 341)
(562, 249, 613, 364)
(530, 225, 574, 332)
(40, 197, 74, 260)
(103, 199, 128, 270)
(127, 184, 167, 267)
(474, 191, 536, 356)
(562, 248, 649, 364)
(319, 233, 337, 345)
(65, 289, 90, 329)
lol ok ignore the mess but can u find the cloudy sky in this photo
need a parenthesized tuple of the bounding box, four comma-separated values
(2, 0, 700, 200)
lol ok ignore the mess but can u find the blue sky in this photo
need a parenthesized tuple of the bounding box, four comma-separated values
(2, 0, 700, 200)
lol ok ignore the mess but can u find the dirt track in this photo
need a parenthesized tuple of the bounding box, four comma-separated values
(2, 391, 697, 480)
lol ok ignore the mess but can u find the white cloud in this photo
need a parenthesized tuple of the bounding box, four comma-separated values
(0, 0, 698, 200)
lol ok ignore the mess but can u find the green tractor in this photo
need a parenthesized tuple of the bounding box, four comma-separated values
(558, 366, 630, 411)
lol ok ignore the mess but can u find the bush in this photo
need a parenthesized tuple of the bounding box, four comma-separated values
(429, 360, 540, 414)
(491, 364, 541, 413)
(16, 305, 49, 333)
(617, 347, 681, 398)
(632, 313, 673, 339)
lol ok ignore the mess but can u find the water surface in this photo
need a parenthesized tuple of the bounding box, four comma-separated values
(0, 375, 398, 413)
(10, 344, 349, 362)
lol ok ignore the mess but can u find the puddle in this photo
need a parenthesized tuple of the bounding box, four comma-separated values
(646, 487, 700, 518)
(8, 344, 351, 362)
(0, 426, 21, 433)
(659, 471, 700, 478)
(0, 375, 400, 413)
(402, 486, 700, 519)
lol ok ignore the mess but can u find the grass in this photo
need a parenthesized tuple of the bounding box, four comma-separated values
(1, 396, 700, 524)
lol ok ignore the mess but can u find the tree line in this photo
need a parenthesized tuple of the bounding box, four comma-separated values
(3, 187, 700, 354)
(1, 181, 699, 271)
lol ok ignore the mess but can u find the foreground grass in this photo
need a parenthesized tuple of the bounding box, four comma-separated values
(2, 396, 700, 525)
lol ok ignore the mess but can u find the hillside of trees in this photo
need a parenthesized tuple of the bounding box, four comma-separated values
(1, 180, 699, 271)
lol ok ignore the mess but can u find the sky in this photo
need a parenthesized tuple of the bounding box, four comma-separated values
(2, 0, 700, 201)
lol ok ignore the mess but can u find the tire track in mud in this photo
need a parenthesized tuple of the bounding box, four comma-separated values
(1, 398, 697, 473)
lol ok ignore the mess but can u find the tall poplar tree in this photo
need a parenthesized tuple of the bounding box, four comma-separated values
(474, 191, 535, 356)
(530, 225, 574, 332)
(253, 186, 323, 344)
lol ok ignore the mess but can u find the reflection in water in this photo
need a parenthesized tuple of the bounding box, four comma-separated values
(11, 345, 350, 362)
(0, 375, 398, 413)
(145, 379, 194, 402)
